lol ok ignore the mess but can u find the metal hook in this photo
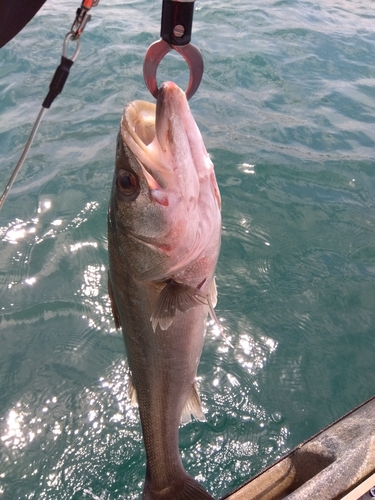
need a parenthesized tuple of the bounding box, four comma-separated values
(143, 39, 204, 100)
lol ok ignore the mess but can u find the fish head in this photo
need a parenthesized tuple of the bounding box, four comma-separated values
(109, 81, 221, 281)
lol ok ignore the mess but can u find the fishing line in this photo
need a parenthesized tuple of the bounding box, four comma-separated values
(0, 107, 46, 210)
(0, 0, 100, 211)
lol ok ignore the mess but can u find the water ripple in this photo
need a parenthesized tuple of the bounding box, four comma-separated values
(1, 0, 375, 498)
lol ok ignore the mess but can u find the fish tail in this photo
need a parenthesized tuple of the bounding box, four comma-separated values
(142, 473, 215, 500)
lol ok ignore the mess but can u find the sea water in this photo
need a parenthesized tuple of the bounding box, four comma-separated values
(0, 0, 374, 498)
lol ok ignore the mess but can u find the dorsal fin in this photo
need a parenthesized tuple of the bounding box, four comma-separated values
(108, 274, 121, 329)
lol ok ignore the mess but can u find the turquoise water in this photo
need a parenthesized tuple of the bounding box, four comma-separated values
(1, 0, 375, 498)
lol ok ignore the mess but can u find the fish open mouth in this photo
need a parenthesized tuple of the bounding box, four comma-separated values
(124, 100, 156, 148)
(121, 100, 169, 191)
(121, 82, 201, 195)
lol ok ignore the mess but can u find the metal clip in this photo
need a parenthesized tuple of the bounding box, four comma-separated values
(143, 0, 203, 100)
(70, 0, 100, 39)
(143, 39, 203, 100)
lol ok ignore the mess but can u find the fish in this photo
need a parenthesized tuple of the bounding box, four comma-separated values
(107, 81, 221, 500)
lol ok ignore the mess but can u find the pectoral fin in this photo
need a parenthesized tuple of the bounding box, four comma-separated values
(108, 274, 121, 329)
(151, 280, 208, 332)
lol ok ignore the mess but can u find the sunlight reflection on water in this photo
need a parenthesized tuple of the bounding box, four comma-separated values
(0, 0, 374, 498)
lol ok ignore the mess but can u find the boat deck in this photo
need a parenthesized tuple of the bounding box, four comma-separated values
(222, 395, 375, 500)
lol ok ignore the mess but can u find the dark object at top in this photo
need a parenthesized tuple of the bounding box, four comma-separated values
(160, 0, 195, 46)
(0, 0, 48, 48)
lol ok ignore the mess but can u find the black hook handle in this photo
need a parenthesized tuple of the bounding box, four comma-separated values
(160, 0, 195, 46)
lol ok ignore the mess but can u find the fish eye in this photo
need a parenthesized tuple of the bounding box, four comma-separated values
(116, 169, 139, 201)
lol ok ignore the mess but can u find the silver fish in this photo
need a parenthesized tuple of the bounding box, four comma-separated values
(108, 81, 221, 500)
